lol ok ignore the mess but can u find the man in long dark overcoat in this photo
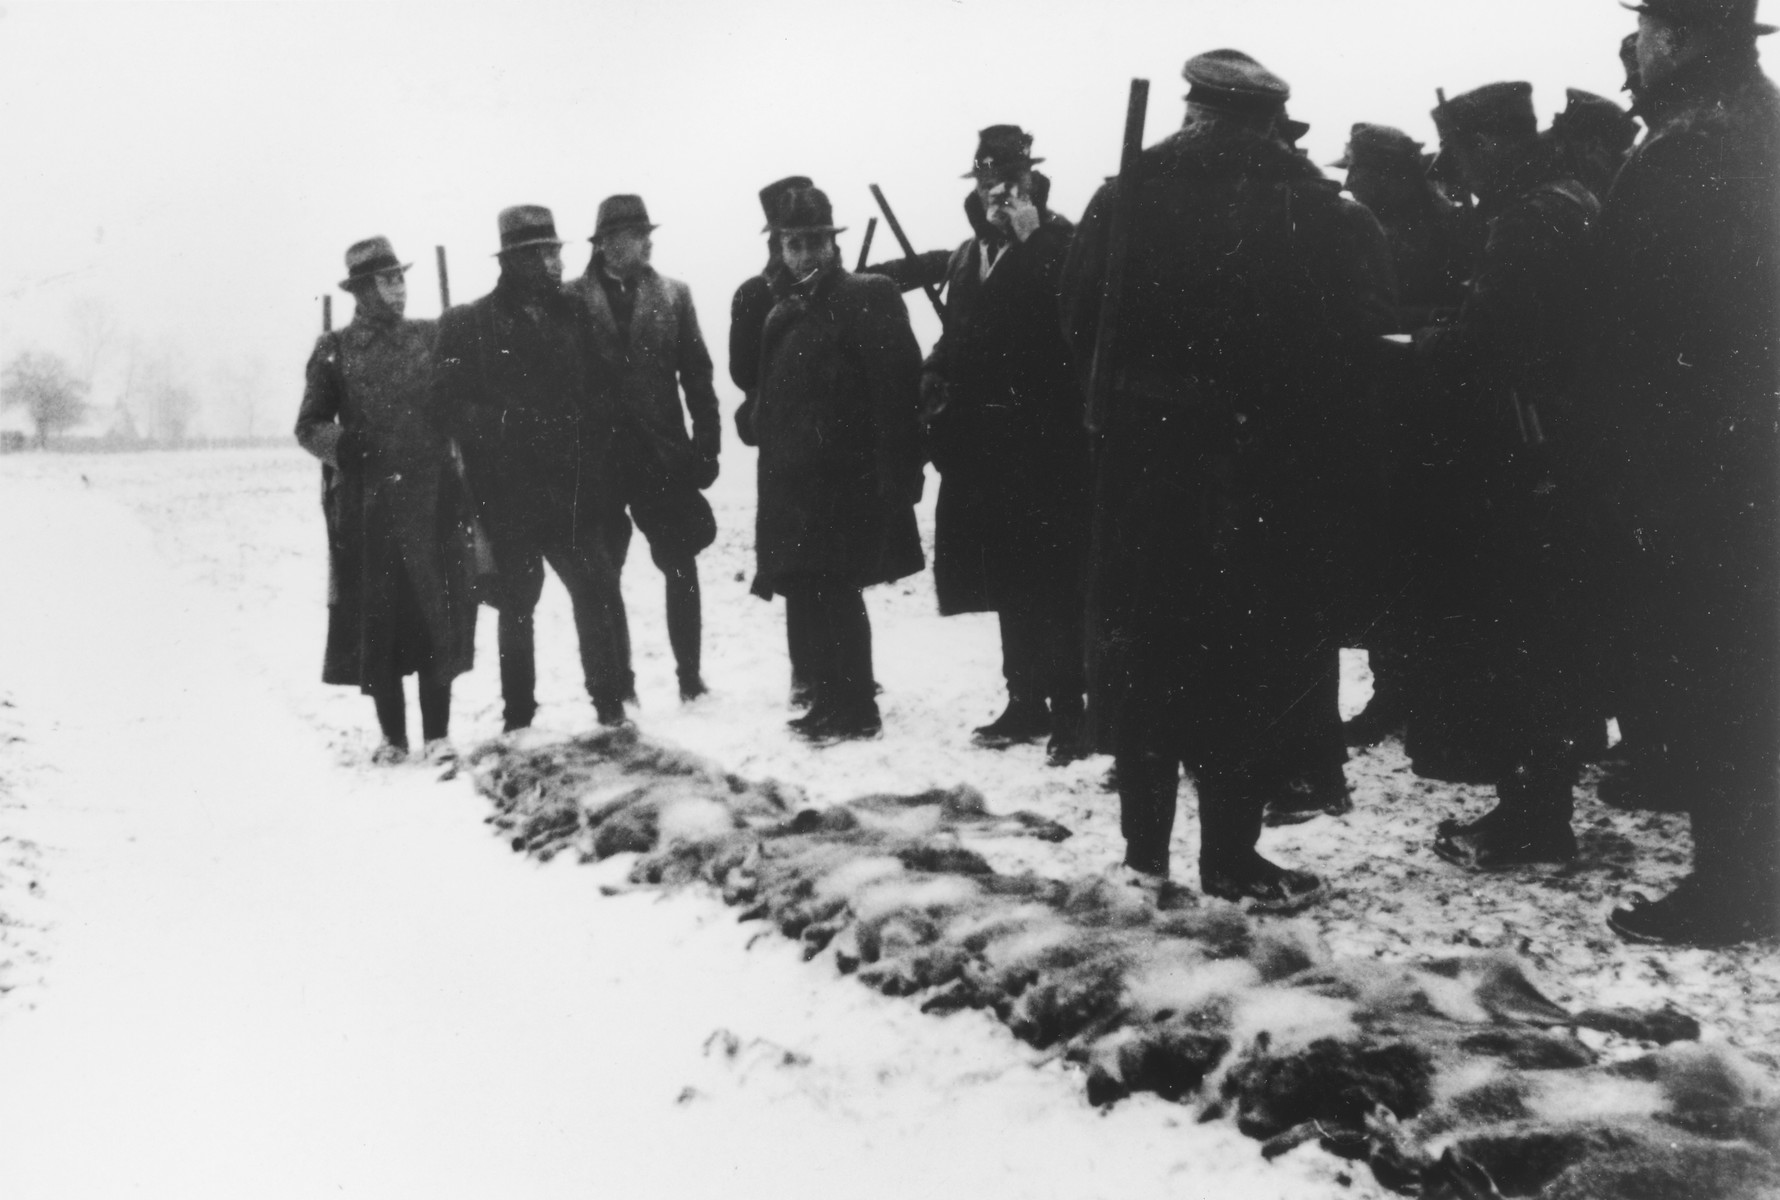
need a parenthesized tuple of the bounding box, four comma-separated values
(297, 236, 477, 763)
(431, 205, 631, 730)
(921, 125, 1091, 765)
(731, 175, 818, 707)
(1060, 50, 1384, 910)
(1584, 0, 1780, 946)
(753, 185, 925, 741)
(575, 194, 722, 703)
(1405, 84, 1600, 870)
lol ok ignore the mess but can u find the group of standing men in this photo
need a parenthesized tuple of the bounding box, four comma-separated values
(298, 0, 1778, 948)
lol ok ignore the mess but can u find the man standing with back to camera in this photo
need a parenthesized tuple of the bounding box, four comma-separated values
(574, 194, 722, 704)
(1062, 50, 1384, 910)
(432, 205, 632, 731)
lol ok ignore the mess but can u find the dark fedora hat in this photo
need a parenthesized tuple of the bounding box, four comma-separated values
(1182, 48, 1290, 116)
(591, 194, 658, 241)
(963, 125, 1044, 180)
(1331, 122, 1426, 170)
(765, 185, 846, 235)
(1433, 81, 1538, 141)
(494, 204, 563, 256)
(758, 175, 813, 222)
(1622, 0, 1776, 34)
(339, 235, 411, 291)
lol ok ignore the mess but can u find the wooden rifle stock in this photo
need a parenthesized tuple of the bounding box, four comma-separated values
(435, 245, 451, 310)
(855, 217, 878, 272)
(868, 184, 946, 321)
(1084, 78, 1149, 435)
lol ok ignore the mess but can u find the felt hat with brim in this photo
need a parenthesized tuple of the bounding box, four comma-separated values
(591, 194, 658, 241)
(758, 175, 813, 222)
(1622, 0, 1776, 34)
(1433, 81, 1538, 141)
(339, 236, 410, 291)
(1182, 48, 1290, 116)
(494, 205, 563, 256)
(963, 125, 1045, 179)
(764, 186, 846, 235)
(1331, 122, 1426, 170)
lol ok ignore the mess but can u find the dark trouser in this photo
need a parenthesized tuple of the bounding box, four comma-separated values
(782, 578, 875, 716)
(1115, 746, 1281, 880)
(493, 527, 629, 729)
(998, 583, 1086, 717)
(1277, 652, 1348, 789)
(606, 485, 714, 691)
(787, 593, 819, 699)
(371, 671, 452, 746)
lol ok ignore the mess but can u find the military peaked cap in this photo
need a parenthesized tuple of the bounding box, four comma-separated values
(964, 125, 1045, 179)
(1622, 0, 1776, 34)
(1550, 89, 1640, 153)
(766, 185, 846, 235)
(1182, 49, 1290, 116)
(1331, 123, 1426, 170)
(758, 175, 813, 223)
(1433, 81, 1538, 141)
(495, 205, 563, 255)
(592, 194, 658, 241)
(339, 236, 410, 291)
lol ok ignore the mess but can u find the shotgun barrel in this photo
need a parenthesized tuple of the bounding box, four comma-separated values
(868, 184, 946, 322)
(1083, 78, 1149, 435)
(322, 295, 332, 333)
(435, 245, 451, 310)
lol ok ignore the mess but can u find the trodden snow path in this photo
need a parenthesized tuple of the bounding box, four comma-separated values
(0, 473, 1376, 1199)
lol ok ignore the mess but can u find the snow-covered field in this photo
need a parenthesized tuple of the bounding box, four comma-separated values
(0, 444, 1774, 1198)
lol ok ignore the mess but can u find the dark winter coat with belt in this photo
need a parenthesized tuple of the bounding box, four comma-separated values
(430, 275, 616, 543)
(1059, 124, 1386, 764)
(573, 261, 721, 496)
(1575, 45, 1780, 882)
(752, 262, 925, 596)
(922, 183, 1088, 616)
(296, 311, 477, 690)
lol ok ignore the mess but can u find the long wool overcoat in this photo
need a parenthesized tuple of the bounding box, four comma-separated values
(751, 264, 925, 596)
(923, 185, 1089, 616)
(1060, 127, 1386, 764)
(1576, 48, 1780, 877)
(296, 312, 477, 690)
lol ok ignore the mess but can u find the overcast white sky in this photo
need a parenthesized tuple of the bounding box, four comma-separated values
(0, 0, 1727, 436)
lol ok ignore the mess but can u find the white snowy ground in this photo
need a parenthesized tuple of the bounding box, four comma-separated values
(0, 448, 1377, 1200)
(0, 445, 1775, 1198)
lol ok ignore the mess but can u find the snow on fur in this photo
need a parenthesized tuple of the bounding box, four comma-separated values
(472, 729, 1780, 1200)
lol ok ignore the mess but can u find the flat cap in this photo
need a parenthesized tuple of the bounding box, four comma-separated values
(1622, 0, 1776, 34)
(1549, 89, 1640, 153)
(1432, 81, 1538, 141)
(1331, 122, 1426, 170)
(1182, 49, 1290, 116)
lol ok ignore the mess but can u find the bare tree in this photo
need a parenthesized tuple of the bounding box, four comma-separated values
(1, 350, 90, 448)
(67, 296, 120, 387)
